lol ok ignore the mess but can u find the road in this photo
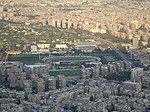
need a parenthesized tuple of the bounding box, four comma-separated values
(0, 19, 23, 25)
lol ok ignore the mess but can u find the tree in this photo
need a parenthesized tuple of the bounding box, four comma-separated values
(90, 95, 95, 101)
(16, 98, 21, 105)
(111, 103, 115, 111)
(147, 39, 150, 48)
(90, 70, 93, 79)
(117, 87, 121, 96)
(56, 79, 60, 89)
(70, 105, 78, 112)
(0, 45, 7, 61)
(63, 104, 78, 112)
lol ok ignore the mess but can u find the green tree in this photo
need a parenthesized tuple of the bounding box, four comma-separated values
(147, 39, 150, 48)
(70, 105, 78, 112)
(90, 95, 95, 101)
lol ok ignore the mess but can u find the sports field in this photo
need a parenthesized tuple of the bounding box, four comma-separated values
(83, 50, 121, 64)
(8, 54, 47, 64)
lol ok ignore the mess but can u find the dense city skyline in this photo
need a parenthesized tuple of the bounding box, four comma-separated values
(0, 0, 150, 112)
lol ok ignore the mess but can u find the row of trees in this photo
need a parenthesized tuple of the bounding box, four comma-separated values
(104, 71, 131, 81)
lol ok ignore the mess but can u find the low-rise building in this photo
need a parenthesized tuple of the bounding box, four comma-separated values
(55, 44, 68, 49)
(7, 50, 22, 55)
(75, 42, 97, 52)
(122, 81, 142, 92)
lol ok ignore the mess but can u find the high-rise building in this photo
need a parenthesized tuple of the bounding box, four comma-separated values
(47, 77, 57, 90)
(132, 37, 139, 49)
(108, 63, 116, 74)
(0, 65, 7, 84)
(124, 61, 132, 70)
(0, 5, 3, 14)
(100, 65, 108, 76)
(25, 64, 49, 77)
(57, 20, 61, 28)
(52, 19, 56, 27)
(131, 67, 143, 81)
(58, 75, 66, 88)
(8, 73, 16, 88)
(93, 63, 101, 76)
(23, 80, 32, 93)
(18, 72, 26, 88)
(115, 61, 124, 72)
(36, 78, 45, 93)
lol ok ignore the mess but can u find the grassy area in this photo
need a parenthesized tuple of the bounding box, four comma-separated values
(49, 69, 82, 77)
(83, 50, 122, 64)
(0, 23, 90, 51)
(0, 22, 130, 51)
(10, 86, 23, 91)
(94, 33, 130, 43)
(8, 54, 45, 64)
(83, 52, 112, 57)
(10, 54, 39, 58)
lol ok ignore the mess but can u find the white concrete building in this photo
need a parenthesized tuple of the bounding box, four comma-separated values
(55, 44, 68, 49)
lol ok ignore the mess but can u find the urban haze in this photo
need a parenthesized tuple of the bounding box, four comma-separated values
(0, 0, 150, 112)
